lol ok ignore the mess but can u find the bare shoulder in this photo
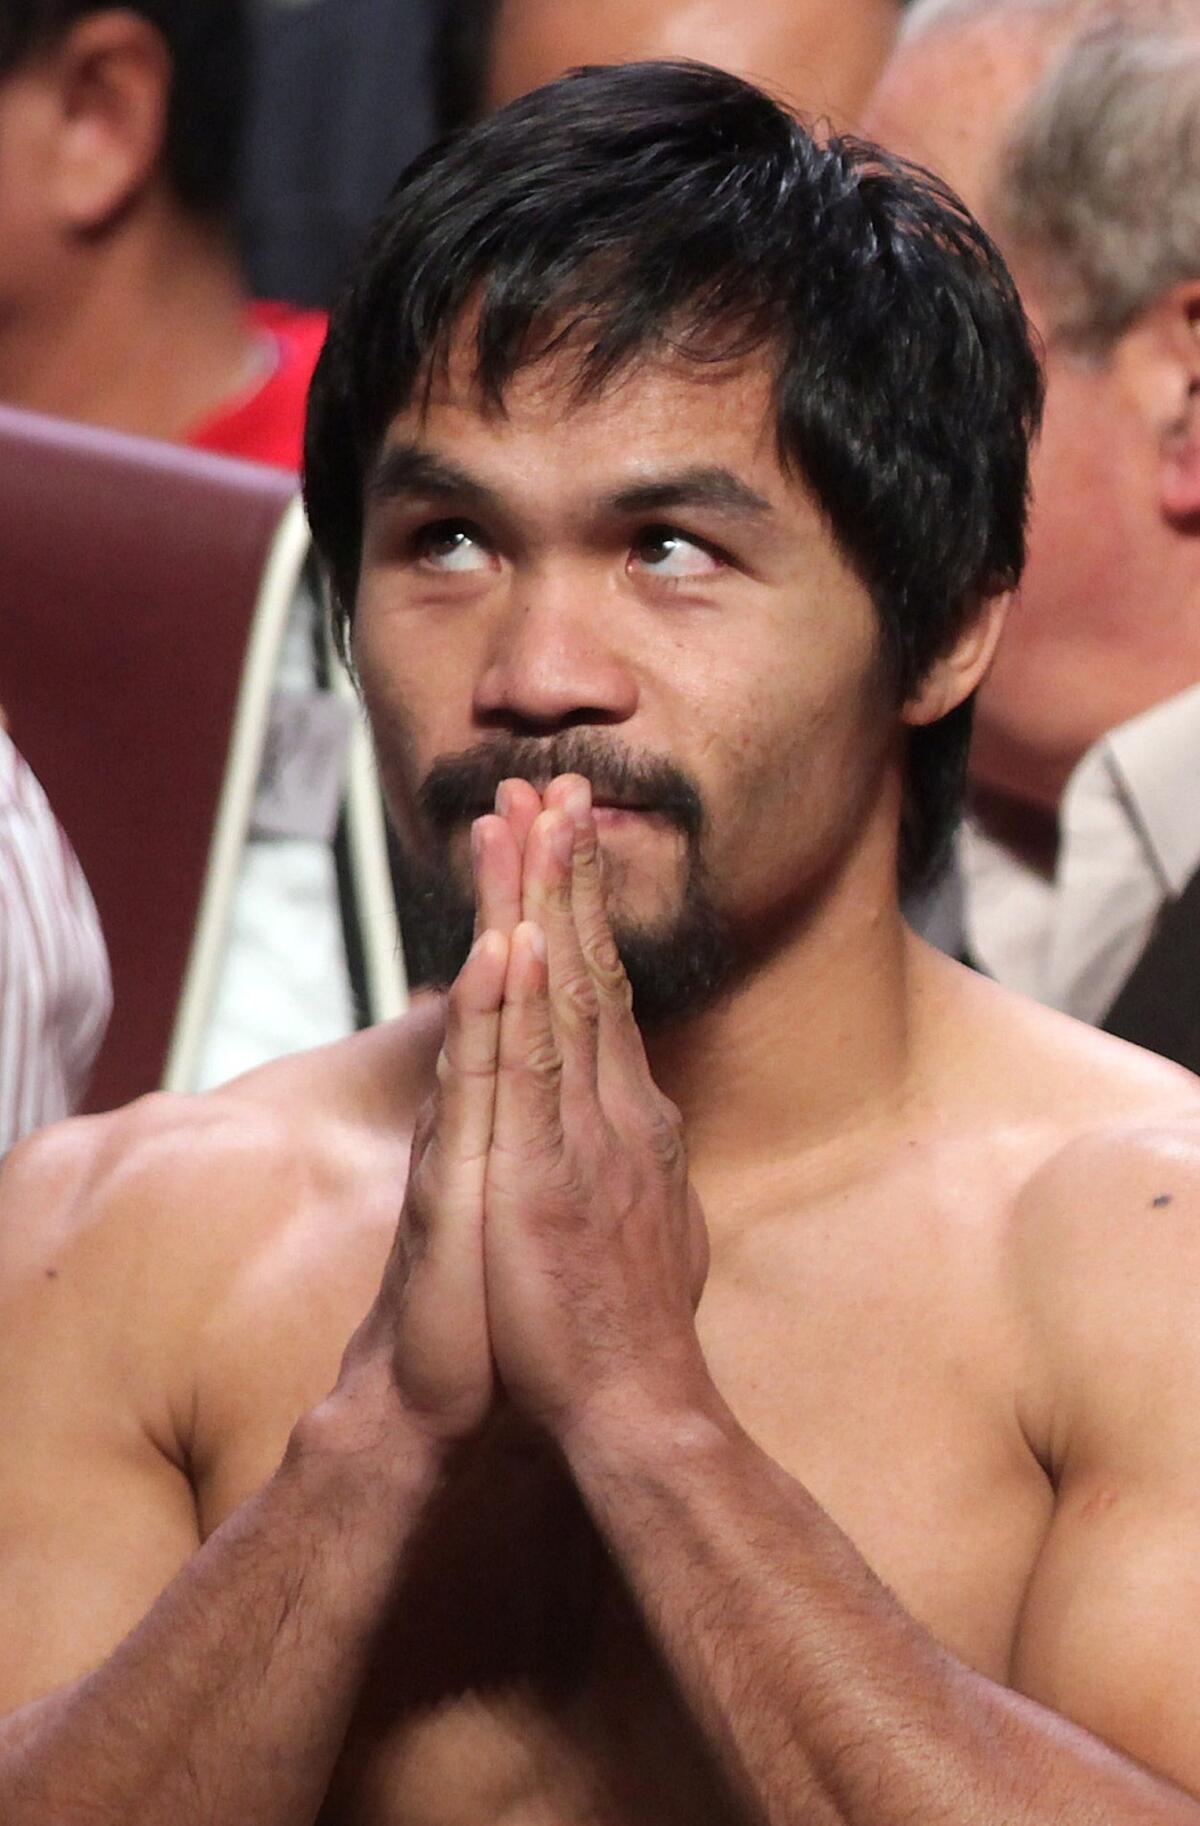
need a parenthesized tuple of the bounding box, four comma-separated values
(918, 942, 1200, 1135)
(1011, 1107, 1200, 1297)
(0, 996, 445, 1276)
(1006, 1108, 1200, 1472)
(0, 1000, 445, 1465)
(913, 952, 1200, 1429)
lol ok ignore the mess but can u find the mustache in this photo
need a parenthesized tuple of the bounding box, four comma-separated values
(419, 733, 705, 841)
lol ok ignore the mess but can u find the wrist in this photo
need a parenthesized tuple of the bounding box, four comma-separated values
(558, 1369, 741, 1498)
(288, 1355, 449, 1517)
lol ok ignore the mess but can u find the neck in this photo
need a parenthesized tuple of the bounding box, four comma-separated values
(0, 197, 258, 443)
(645, 847, 922, 1217)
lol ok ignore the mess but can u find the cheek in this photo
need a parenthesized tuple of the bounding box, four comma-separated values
(353, 593, 479, 760)
(693, 622, 894, 897)
(351, 620, 455, 850)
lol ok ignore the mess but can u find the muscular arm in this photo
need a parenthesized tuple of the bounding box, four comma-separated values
(0, 875, 513, 1824)
(0, 1384, 434, 1826)
(485, 780, 1200, 1826)
(560, 1123, 1200, 1826)
(565, 1394, 1194, 1826)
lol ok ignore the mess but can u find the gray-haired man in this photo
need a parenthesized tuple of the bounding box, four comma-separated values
(868, 0, 1200, 1068)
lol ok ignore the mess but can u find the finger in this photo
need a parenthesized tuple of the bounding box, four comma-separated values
(433, 927, 509, 1172)
(495, 778, 542, 857)
(493, 919, 565, 1159)
(521, 804, 601, 1094)
(553, 775, 649, 1082)
(472, 814, 522, 939)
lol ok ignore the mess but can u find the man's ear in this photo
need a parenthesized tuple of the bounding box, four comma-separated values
(1134, 282, 1200, 526)
(901, 591, 1011, 729)
(46, 10, 171, 232)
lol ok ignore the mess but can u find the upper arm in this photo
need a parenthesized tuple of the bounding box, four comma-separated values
(0, 1117, 205, 1711)
(1011, 1121, 1200, 1793)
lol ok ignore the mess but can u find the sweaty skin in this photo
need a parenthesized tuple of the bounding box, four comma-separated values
(3, 353, 1200, 1823)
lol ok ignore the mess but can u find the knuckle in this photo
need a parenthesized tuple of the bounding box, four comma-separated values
(581, 923, 627, 992)
(531, 1147, 594, 1216)
(559, 968, 600, 1028)
(502, 1033, 563, 1086)
(645, 1096, 686, 1168)
(657, 1094, 684, 1132)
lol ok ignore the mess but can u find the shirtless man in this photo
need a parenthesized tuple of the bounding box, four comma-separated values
(2, 58, 1200, 1826)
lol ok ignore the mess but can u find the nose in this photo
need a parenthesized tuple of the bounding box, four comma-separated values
(472, 569, 639, 734)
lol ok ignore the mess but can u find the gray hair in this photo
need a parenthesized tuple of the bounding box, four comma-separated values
(898, 2, 1200, 347)
(999, 20, 1200, 345)
(900, 0, 1177, 44)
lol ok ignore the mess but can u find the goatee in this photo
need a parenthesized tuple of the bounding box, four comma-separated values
(387, 731, 738, 1027)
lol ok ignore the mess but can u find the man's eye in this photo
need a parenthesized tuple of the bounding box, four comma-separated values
(413, 522, 494, 573)
(630, 527, 723, 579)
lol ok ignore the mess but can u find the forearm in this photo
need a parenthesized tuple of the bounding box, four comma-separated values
(566, 1398, 1199, 1826)
(0, 1372, 439, 1826)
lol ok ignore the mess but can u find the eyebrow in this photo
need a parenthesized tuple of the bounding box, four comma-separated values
(367, 444, 775, 527)
(367, 444, 498, 513)
(606, 467, 774, 521)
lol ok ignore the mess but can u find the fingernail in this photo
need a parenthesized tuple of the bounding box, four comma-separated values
(495, 781, 512, 817)
(471, 819, 484, 860)
(525, 923, 547, 962)
(549, 816, 574, 865)
(564, 782, 591, 828)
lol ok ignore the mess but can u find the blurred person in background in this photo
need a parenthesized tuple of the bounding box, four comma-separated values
(0, 1, 354, 1093)
(238, 0, 435, 310)
(0, 0, 325, 466)
(867, 0, 1200, 1071)
(434, 0, 903, 133)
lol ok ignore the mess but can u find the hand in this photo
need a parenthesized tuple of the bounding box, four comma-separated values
(337, 781, 543, 1448)
(482, 775, 712, 1442)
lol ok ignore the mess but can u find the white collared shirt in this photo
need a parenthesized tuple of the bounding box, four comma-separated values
(960, 682, 1200, 1025)
(0, 734, 112, 1150)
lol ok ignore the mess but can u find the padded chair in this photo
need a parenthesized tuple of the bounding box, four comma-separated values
(0, 403, 403, 1114)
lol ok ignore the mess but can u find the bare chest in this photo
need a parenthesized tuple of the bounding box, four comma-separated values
(208, 1168, 1054, 1826)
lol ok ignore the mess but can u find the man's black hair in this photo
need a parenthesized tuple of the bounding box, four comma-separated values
(431, 0, 500, 135)
(304, 59, 1043, 894)
(0, 1, 247, 216)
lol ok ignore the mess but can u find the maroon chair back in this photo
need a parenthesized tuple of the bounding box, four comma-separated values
(0, 405, 297, 1112)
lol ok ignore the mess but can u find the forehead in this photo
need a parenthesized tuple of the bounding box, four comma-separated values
(380, 339, 790, 496)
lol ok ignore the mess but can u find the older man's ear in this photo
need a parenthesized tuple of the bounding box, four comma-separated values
(1153, 285, 1200, 527)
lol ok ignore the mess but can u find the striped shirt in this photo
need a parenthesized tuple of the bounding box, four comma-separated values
(0, 733, 111, 1152)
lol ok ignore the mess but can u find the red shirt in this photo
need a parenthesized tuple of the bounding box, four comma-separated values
(187, 302, 328, 471)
